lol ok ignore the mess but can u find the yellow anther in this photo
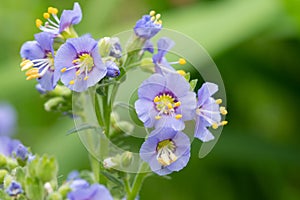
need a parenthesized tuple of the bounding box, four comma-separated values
(25, 68, 39, 76)
(72, 59, 79, 64)
(60, 68, 67, 73)
(43, 12, 50, 19)
(212, 123, 218, 129)
(154, 96, 160, 103)
(149, 10, 155, 16)
(215, 99, 222, 104)
(35, 19, 43, 28)
(174, 102, 181, 107)
(151, 16, 155, 21)
(69, 80, 75, 85)
(175, 114, 182, 120)
(48, 7, 58, 15)
(75, 70, 81, 76)
(221, 121, 228, 126)
(178, 58, 186, 65)
(177, 70, 186, 76)
(155, 115, 161, 120)
(220, 106, 228, 115)
(157, 20, 162, 25)
(155, 13, 161, 19)
(26, 74, 40, 80)
(84, 76, 89, 81)
(20, 60, 34, 71)
(167, 103, 173, 109)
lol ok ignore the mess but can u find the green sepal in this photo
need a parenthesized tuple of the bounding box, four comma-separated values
(184, 72, 191, 82)
(189, 79, 198, 91)
(25, 177, 44, 200)
(46, 192, 63, 200)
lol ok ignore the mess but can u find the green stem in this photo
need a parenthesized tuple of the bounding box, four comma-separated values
(89, 154, 100, 183)
(123, 175, 132, 196)
(127, 162, 149, 200)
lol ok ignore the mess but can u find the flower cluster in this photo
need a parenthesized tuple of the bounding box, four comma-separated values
(16, 2, 228, 199)
(135, 38, 228, 175)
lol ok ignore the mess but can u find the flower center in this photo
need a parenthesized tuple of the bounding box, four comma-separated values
(153, 92, 182, 120)
(60, 53, 94, 84)
(156, 139, 177, 166)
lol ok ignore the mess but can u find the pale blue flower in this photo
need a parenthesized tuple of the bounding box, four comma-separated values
(140, 127, 190, 176)
(134, 11, 162, 39)
(0, 102, 16, 136)
(54, 35, 107, 92)
(135, 73, 196, 131)
(195, 82, 228, 142)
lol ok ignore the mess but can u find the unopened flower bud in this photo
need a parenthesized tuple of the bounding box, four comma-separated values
(116, 121, 134, 134)
(44, 97, 64, 112)
(121, 151, 133, 167)
(105, 61, 120, 78)
(103, 157, 118, 169)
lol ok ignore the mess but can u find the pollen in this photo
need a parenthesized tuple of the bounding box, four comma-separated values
(220, 106, 228, 115)
(84, 76, 89, 81)
(20, 60, 34, 71)
(215, 99, 222, 104)
(178, 58, 186, 65)
(154, 96, 160, 103)
(149, 10, 155, 16)
(60, 68, 67, 73)
(177, 70, 186, 76)
(221, 121, 228, 126)
(155, 115, 161, 120)
(174, 102, 181, 107)
(212, 123, 218, 129)
(25, 68, 39, 76)
(69, 80, 75, 85)
(26, 74, 40, 80)
(155, 14, 161, 20)
(35, 19, 43, 28)
(167, 103, 173, 109)
(175, 114, 182, 120)
(48, 7, 58, 15)
(43, 12, 50, 19)
(75, 70, 81, 76)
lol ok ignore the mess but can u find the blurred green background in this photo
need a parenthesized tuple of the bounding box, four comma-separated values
(1, 0, 300, 199)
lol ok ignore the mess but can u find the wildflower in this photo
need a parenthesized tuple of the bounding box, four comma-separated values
(67, 183, 113, 200)
(134, 10, 162, 39)
(35, 2, 82, 35)
(140, 127, 190, 176)
(105, 61, 120, 78)
(20, 32, 59, 90)
(6, 181, 23, 196)
(195, 82, 228, 142)
(14, 144, 30, 161)
(0, 103, 16, 136)
(135, 72, 196, 131)
(153, 37, 187, 75)
(55, 35, 107, 92)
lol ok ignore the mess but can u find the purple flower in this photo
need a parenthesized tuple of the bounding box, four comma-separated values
(134, 11, 162, 39)
(36, 2, 82, 35)
(67, 183, 113, 200)
(143, 40, 154, 54)
(20, 32, 58, 90)
(0, 103, 16, 136)
(54, 35, 107, 92)
(195, 83, 228, 142)
(14, 144, 30, 161)
(135, 72, 196, 131)
(105, 61, 120, 78)
(6, 181, 23, 196)
(0, 136, 21, 157)
(140, 127, 190, 176)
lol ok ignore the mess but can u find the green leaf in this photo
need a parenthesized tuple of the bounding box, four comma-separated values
(25, 177, 44, 200)
(100, 171, 124, 187)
